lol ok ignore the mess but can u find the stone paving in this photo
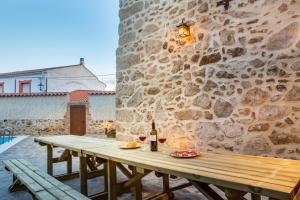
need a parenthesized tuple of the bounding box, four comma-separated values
(0, 136, 264, 200)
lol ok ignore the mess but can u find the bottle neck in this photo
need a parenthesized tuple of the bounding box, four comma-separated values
(152, 121, 155, 130)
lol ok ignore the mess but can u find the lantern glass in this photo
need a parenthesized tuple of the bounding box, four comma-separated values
(177, 23, 190, 37)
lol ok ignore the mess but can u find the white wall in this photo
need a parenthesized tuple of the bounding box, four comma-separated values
(0, 74, 46, 93)
(47, 65, 106, 92)
(0, 65, 106, 93)
(89, 95, 115, 121)
(0, 96, 68, 120)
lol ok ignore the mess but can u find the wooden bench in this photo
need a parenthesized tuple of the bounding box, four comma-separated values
(3, 159, 90, 200)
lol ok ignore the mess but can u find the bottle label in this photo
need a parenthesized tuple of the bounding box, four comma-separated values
(150, 135, 157, 141)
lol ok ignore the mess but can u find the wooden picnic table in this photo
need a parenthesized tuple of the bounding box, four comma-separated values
(35, 135, 300, 200)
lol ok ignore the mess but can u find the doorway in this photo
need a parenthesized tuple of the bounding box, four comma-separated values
(70, 105, 86, 135)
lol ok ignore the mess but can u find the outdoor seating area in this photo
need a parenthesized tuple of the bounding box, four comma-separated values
(0, 0, 300, 200)
(1, 135, 299, 200)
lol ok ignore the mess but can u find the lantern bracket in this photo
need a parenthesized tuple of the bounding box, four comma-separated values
(216, 0, 233, 10)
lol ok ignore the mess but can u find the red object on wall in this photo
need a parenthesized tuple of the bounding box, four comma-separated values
(69, 90, 89, 103)
(19, 80, 32, 93)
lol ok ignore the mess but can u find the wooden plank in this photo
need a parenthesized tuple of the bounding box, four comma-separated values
(60, 149, 70, 161)
(47, 144, 53, 176)
(35, 190, 57, 200)
(107, 160, 117, 200)
(132, 167, 143, 200)
(89, 192, 108, 200)
(80, 155, 88, 195)
(64, 188, 90, 200)
(101, 146, 299, 187)
(144, 192, 169, 200)
(86, 148, 292, 199)
(88, 142, 294, 198)
(293, 188, 300, 200)
(223, 188, 247, 200)
(120, 149, 300, 180)
(169, 182, 192, 192)
(87, 169, 105, 179)
(48, 188, 73, 200)
(5, 159, 90, 200)
(35, 136, 300, 200)
(8, 178, 26, 192)
(117, 163, 132, 178)
(84, 147, 296, 190)
(12, 160, 55, 190)
(252, 193, 261, 200)
(5, 160, 43, 192)
(162, 174, 169, 192)
(122, 152, 297, 187)
(87, 155, 98, 171)
(190, 181, 225, 200)
(55, 172, 80, 181)
(104, 161, 108, 192)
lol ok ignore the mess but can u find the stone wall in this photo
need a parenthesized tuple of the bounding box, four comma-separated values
(0, 95, 69, 135)
(116, 0, 300, 159)
(0, 94, 116, 135)
(0, 119, 67, 135)
(86, 94, 116, 134)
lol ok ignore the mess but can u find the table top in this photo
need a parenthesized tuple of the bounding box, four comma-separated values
(35, 135, 300, 200)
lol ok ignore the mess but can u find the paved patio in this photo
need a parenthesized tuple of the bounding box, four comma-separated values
(0, 136, 265, 200)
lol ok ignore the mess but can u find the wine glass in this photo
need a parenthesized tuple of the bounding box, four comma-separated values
(139, 134, 147, 143)
(158, 133, 167, 152)
(158, 137, 167, 144)
(139, 134, 147, 150)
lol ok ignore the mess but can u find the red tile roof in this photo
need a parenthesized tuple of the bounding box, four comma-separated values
(69, 90, 115, 103)
(89, 91, 115, 95)
(0, 92, 68, 97)
(0, 90, 115, 101)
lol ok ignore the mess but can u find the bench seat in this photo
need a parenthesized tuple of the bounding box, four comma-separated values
(3, 159, 90, 200)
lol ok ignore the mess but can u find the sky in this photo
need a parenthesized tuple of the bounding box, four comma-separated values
(0, 0, 119, 90)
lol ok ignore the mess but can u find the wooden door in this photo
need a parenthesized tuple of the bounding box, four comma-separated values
(70, 105, 86, 135)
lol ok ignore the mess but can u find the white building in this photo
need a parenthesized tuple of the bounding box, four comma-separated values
(0, 58, 106, 93)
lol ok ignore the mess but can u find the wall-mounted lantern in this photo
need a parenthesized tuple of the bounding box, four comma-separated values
(177, 19, 191, 38)
(216, 0, 232, 10)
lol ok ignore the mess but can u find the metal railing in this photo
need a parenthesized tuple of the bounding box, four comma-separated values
(0, 127, 14, 143)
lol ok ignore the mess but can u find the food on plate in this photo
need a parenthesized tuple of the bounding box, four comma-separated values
(126, 140, 138, 148)
(170, 150, 198, 158)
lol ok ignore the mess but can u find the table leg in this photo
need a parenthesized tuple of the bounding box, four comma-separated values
(80, 155, 88, 195)
(190, 181, 224, 200)
(224, 188, 246, 200)
(67, 150, 72, 174)
(163, 174, 174, 200)
(47, 145, 53, 176)
(163, 174, 169, 192)
(107, 160, 117, 200)
(132, 167, 142, 200)
(104, 161, 108, 192)
(251, 193, 261, 200)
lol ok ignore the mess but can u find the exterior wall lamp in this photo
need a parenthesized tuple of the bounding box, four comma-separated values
(216, 0, 232, 10)
(177, 19, 191, 38)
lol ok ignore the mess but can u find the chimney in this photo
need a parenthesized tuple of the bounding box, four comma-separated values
(80, 58, 85, 65)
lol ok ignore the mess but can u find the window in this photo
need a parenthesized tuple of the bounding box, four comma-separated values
(0, 82, 4, 93)
(19, 80, 32, 93)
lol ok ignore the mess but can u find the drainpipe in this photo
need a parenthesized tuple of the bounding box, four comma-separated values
(45, 78, 48, 92)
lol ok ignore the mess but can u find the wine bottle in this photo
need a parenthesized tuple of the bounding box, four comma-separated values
(150, 120, 158, 151)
